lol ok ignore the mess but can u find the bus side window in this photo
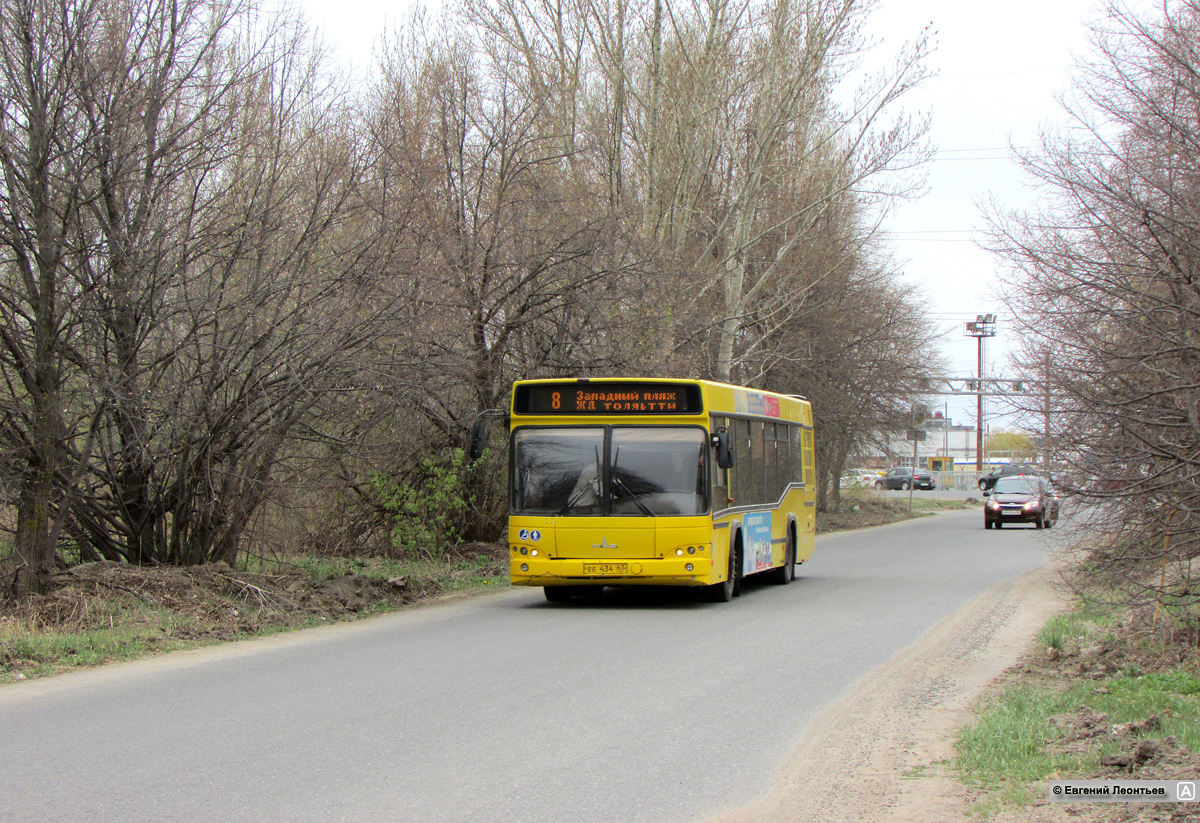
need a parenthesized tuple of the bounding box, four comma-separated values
(802, 428, 815, 487)
(764, 423, 779, 502)
(776, 424, 789, 490)
(750, 421, 766, 504)
(792, 426, 804, 484)
(734, 419, 753, 504)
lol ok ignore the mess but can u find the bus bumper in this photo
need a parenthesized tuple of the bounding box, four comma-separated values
(510, 556, 714, 587)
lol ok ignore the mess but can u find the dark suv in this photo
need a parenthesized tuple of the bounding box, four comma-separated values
(977, 464, 1040, 492)
(875, 467, 936, 491)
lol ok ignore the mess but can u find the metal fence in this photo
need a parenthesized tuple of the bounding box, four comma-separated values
(933, 471, 982, 491)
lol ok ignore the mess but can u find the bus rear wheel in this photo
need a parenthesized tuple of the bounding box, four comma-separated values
(769, 532, 795, 585)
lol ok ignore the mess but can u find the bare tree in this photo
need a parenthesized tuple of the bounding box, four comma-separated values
(460, 0, 931, 381)
(368, 31, 646, 424)
(0, 0, 96, 595)
(0, 0, 399, 580)
(989, 0, 1200, 617)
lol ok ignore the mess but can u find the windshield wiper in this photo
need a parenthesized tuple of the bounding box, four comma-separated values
(611, 446, 655, 516)
(611, 475, 655, 516)
(556, 484, 592, 516)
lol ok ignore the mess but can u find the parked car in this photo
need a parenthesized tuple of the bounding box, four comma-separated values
(840, 470, 882, 488)
(977, 464, 1041, 492)
(983, 475, 1060, 529)
(874, 467, 936, 491)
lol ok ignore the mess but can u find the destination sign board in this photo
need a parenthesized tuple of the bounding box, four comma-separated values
(514, 382, 702, 415)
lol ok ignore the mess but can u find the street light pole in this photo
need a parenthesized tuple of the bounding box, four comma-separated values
(978, 333, 984, 470)
(964, 313, 997, 473)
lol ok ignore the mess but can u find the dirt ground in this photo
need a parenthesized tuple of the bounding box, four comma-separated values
(1, 543, 507, 678)
(708, 550, 1200, 823)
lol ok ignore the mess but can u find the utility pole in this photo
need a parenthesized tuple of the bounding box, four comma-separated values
(907, 404, 927, 517)
(1044, 351, 1052, 471)
(964, 314, 997, 472)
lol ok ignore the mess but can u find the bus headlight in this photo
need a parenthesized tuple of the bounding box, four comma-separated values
(520, 563, 529, 572)
(685, 563, 694, 572)
(676, 548, 684, 556)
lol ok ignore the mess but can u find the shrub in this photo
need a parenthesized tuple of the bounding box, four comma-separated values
(372, 449, 477, 558)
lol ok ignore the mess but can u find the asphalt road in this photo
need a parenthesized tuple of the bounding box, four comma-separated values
(0, 509, 1051, 823)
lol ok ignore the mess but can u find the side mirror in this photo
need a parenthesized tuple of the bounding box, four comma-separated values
(711, 428, 734, 470)
(469, 418, 488, 461)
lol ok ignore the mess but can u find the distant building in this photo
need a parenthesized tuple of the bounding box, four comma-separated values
(864, 412, 979, 470)
(922, 412, 977, 468)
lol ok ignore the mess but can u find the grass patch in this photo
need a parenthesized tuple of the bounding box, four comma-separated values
(1035, 604, 1113, 654)
(957, 596, 1200, 815)
(958, 684, 1087, 803)
(959, 676, 1200, 802)
(1094, 672, 1200, 748)
(1, 616, 216, 681)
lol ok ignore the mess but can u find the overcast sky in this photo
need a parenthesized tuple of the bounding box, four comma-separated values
(300, 0, 1111, 430)
(863, 0, 1103, 426)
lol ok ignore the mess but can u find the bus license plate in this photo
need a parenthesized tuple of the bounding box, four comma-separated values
(584, 563, 627, 575)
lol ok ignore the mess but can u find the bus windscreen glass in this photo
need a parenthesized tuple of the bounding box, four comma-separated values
(511, 426, 707, 516)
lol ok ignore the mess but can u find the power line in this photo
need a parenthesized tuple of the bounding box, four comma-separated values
(934, 67, 1069, 80)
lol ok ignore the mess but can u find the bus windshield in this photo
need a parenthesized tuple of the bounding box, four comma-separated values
(512, 427, 707, 516)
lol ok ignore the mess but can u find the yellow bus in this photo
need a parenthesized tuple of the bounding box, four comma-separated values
(499, 377, 816, 602)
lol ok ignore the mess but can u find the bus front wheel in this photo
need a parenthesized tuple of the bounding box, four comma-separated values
(707, 539, 741, 602)
(544, 586, 586, 602)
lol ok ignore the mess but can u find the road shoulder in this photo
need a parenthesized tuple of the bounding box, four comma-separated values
(709, 551, 1069, 823)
